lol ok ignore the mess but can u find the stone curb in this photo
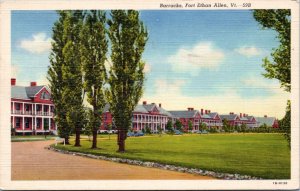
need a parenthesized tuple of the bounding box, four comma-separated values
(47, 146, 263, 180)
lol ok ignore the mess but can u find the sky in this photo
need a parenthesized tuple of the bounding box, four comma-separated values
(11, 10, 290, 118)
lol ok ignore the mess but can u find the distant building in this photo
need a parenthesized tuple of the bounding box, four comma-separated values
(169, 108, 222, 131)
(256, 115, 279, 128)
(169, 108, 201, 131)
(220, 113, 242, 127)
(101, 101, 172, 132)
(10, 78, 56, 135)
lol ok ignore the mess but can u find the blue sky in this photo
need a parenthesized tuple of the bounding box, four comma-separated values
(11, 10, 290, 118)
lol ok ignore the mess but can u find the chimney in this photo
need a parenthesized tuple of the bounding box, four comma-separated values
(205, 110, 207, 114)
(243, 113, 246, 117)
(187, 108, 191, 111)
(201, 109, 203, 115)
(208, 110, 211, 113)
(11, 78, 16, 86)
(240, 113, 242, 117)
(30, 82, 37, 86)
(151, 102, 155, 105)
(191, 108, 194, 111)
(264, 115, 267, 118)
(159, 103, 161, 108)
(143, 101, 147, 105)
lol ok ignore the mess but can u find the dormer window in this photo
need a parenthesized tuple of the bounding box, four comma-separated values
(41, 92, 46, 99)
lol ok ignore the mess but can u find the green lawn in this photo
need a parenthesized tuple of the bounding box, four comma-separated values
(54, 133, 290, 179)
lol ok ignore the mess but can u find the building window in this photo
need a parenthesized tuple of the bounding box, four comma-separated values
(25, 118, 30, 128)
(44, 106, 48, 112)
(36, 105, 41, 111)
(37, 119, 41, 128)
(16, 118, 20, 128)
(15, 103, 20, 110)
(25, 104, 30, 111)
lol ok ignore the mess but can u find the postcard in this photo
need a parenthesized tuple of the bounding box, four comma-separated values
(0, 0, 299, 190)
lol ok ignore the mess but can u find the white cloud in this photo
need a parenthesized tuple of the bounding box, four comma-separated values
(19, 33, 52, 54)
(144, 63, 151, 73)
(167, 42, 225, 76)
(142, 78, 290, 119)
(234, 46, 262, 57)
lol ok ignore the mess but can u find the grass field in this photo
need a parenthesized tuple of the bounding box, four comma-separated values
(54, 133, 290, 179)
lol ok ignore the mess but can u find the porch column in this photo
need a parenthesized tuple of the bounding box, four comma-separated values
(12, 116, 15, 129)
(13, 101, 15, 114)
(22, 102, 24, 115)
(22, 117, 24, 131)
(42, 117, 44, 131)
(49, 118, 51, 131)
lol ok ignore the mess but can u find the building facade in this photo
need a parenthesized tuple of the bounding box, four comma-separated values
(11, 78, 56, 135)
(100, 101, 172, 132)
(256, 115, 279, 128)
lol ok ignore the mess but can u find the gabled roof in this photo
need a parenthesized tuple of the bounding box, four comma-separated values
(25, 86, 45, 98)
(11, 86, 30, 100)
(11, 85, 45, 100)
(207, 112, 218, 119)
(135, 104, 149, 113)
(158, 106, 173, 117)
(103, 103, 172, 116)
(246, 116, 255, 121)
(143, 103, 159, 113)
(256, 117, 276, 127)
(220, 114, 238, 121)
(201, 114, 211, 119)
(240, 117, 249, 121)
(168, 110, 199, 118)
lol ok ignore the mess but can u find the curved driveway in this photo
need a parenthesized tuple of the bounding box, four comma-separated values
(12, 140, 215, 180)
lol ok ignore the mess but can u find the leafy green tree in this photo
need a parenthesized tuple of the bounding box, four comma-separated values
(174, 119, 183, 131)
(222, 119, 229, 132)
(200, 122, 207, 131)
(188, 120, 193, 133)
(62, 11, 85, 147)
(107, 123, 112, 140)
(166, 119, 174, 134)
(48, 11, 71, 144)
(81, 10, 108, 149)
(145, 125, 151, 134)
(106, 10, 148, 152)
(253, 10, 291, 92)
(279, 100, 291, 148)
(157, 125, 162, 137)
(240, 124, 247, 133)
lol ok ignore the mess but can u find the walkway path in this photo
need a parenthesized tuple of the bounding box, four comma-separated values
(12, 140, 215, 180)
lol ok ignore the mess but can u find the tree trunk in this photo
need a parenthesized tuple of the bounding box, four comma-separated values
(117, 129, 127, 152)
(91, 130, 97, 149)
(65, 137, 70, 145)
(74, 128, 81, 147)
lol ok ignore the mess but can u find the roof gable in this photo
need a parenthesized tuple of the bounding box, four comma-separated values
(25, 86, 45, 98)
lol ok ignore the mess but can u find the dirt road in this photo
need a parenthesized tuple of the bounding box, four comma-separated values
(12, 140, 215, 180)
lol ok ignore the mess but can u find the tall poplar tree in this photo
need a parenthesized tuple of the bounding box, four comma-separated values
(106, 10, 148, 152)
(81, 10, 108, 149)
(48, 11, 71, 144)
(62, 10, 85, 147)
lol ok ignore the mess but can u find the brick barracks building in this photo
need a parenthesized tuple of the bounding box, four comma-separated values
(10, 78, 56, 135)
(10, 78, 278, 135)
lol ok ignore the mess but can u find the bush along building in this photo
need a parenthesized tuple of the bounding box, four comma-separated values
(10, 78, 56, 135)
